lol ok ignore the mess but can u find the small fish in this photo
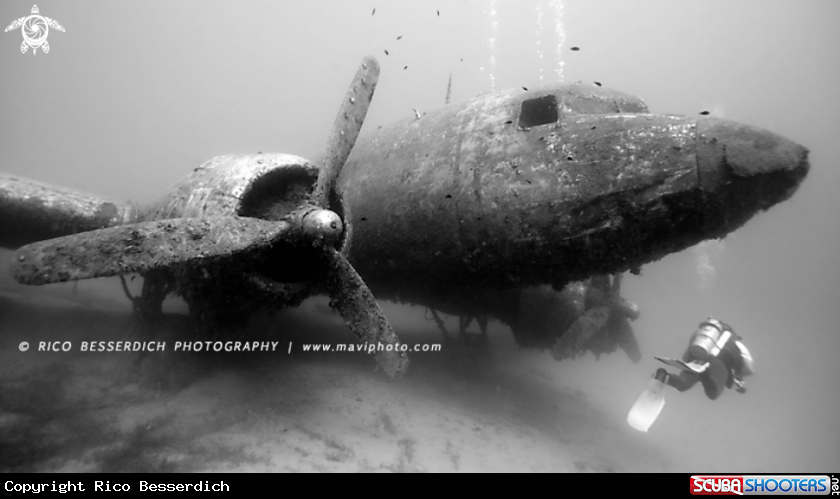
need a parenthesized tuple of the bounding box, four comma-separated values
(413, 108, 423, 120)
(403, 65, 408, 70)
(594, 81, 601, 86)
(571, 46, 580, 51)
(397, 35, 402, 40)
(522, 86, 528, 91)
(699, 110, 710, 115)
(460, 58, 463, 62)
(371, 8, 375, 16)
(437, 9, 440, 16)
(384, 49, 389, 55)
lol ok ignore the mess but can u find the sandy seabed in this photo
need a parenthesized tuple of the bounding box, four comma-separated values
(0, 283, 675, 473)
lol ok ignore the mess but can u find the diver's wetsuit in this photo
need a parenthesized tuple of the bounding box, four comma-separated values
(666, 323, 745, 400)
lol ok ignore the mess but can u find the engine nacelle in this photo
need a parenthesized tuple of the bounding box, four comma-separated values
(140, 153, 347, 319)
(144, 153, 323, 222)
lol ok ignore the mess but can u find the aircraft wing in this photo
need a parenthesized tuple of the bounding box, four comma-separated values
(0, 174, 136, 250)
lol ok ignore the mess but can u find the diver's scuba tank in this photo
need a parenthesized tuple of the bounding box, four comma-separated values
(688, 317, 731, 359)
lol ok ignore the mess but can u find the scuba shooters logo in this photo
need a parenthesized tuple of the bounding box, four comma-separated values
(690, 475, 833, 495)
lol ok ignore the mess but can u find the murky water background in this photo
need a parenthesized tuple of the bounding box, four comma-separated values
(1, 0, 838, 472)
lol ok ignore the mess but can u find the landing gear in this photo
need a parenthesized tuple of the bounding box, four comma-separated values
(119, 270, 173, 325)
(427, 308, 488, 346)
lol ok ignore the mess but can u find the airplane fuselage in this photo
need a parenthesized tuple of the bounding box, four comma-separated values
(1, 82, 809, 347)
(338, 83, 808, 311)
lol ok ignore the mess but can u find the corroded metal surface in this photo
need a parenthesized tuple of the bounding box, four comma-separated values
(694, 119, 810, 238)
(339, 83, 809, 306)
(0, 174, 135, 249)
(312, 56, 379, 207)
(12, 217, 292, 285)
(341, 102, 695, 297)
(0, 76, 811, 373)
(143, 154, 318, 222)
(2, 56, 406, 376)
(512, 275, 641, 362)
(323, 248, 408, 377)
(551, 305, 612, 359)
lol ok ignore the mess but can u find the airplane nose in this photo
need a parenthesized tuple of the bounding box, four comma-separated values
(696, 118, 809, 234)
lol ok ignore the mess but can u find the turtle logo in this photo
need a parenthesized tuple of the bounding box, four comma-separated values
(4, 5, 64, 55)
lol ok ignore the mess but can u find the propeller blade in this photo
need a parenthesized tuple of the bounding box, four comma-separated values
(552, 305, 611, 361)
(301, 57, 404, 375)
(586, 276, 640, 321)
(12, 217, 292, 285)
(614, 316, 642, 363)
(322, 248, 408, 378)
(312, 56, 380, 207)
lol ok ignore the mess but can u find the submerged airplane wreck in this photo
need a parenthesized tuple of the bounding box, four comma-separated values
(0, 56, 809, 375)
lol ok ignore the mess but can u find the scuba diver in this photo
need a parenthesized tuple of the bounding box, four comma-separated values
(627, 317, 754, 432)
(656, 317, 754, 400)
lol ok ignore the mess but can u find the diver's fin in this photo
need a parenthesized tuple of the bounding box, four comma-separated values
(627, 375, 666, 432)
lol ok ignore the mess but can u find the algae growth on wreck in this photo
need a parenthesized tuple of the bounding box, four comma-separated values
(0, 1, 838, 473)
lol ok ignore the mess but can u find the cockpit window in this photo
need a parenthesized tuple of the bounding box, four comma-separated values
(518, 95, 558, 128)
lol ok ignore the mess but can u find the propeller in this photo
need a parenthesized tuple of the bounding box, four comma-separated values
(290, 56, 408, 377)
(10, 56, 409, 377)
(551, 273, 641, 362)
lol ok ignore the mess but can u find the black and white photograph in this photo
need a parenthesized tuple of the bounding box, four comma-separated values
(1, 0, 838, 474)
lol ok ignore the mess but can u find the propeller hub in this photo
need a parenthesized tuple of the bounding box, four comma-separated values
(302, 209, 343, 244)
